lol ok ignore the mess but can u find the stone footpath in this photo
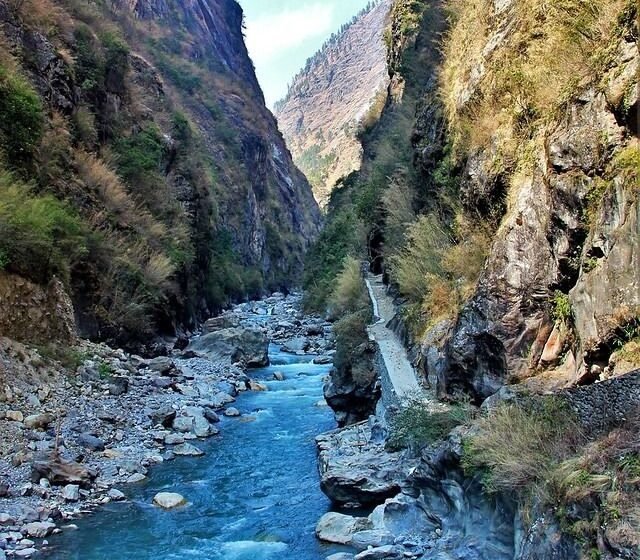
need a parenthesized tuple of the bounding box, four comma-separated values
(0, 292, 335, 558)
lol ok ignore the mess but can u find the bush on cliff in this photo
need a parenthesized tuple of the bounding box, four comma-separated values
(463, 399, 640, 555)
(0, 64, 44, 170)
(387, 399, 472, 451)
(0, 172, 87, 283)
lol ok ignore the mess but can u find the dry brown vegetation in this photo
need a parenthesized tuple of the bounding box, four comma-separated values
(390, 213, 490, 334)
(442, 0, 635, 162)
(464, 400, 640, 556)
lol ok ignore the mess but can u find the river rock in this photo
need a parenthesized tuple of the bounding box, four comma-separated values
(316, 512, 370, 544)
(14, 548, 36, 558)
(207, 392, 235, 409)
(272, 371, 285, 381)
(248, 381, 268, 391)
(281, 337, 308, 354)
(108, 376, 129, 396)
(172, 416, 194, 433)
(203, 410, 220, 423)
(316, 423, 413, 506)
(32, 456, 96, 487)
(153, 492, 186, 509)
(326, 555, 355, 560)
(313, 356, 333, 365)
(23, 413, 54, 430)
(149, 405, 177, 428)
(6, 410, 23, 422)
(350, 530, 395, 550)
(187, 327, 269, 367)
(193, 416, 216, 438)
(77, 433, 105, 452)
(353, 545, 406, 560)
(126, 473, 147, 483)
(24, 521, 55, 538)
(164, 433, 185, 445)
(148, 357, 175, 375)
(61, 484, 80, 502)
(173, 443, 204, 456)
(108, 488, 126, 501)
(224, 407, 240, 417)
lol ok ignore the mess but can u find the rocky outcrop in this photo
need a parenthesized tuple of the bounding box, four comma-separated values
(188, 326, 269, 367)
(0, 272, 75, 345)
(274, 0, 392, 205)
(316, 421, 415, 506)
(426, 3, 640, 401)
(324, 341, 380, 427)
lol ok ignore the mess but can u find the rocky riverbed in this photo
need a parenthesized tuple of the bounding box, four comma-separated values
(0, 292, 335, 559)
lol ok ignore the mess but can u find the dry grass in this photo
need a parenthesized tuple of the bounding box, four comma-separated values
(465, 399, 640, 554)
(442, 0, 633, 160)
(381, 171, 416, 252)
(329, 256, 368, 319)
(75, 151, 168, 242)
(464, 398, 584, 494)
(389, 213, 489, 331)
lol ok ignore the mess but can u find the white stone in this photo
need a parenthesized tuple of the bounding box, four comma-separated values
(152, 492, 186, 509)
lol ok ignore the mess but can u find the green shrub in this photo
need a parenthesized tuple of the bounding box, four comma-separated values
(101, 32, 129, 93)
(329, 256, 368, 319)
(0, 172, 87, 283)
(303, 181, 365, 311)
(114, 126, 165, 181)
(35, 344, 86, 370)
(388, 400, 473, 451)
(552, 291, 573, 326)
(333, 308, 371, 372)
(0, 65, 44, 168)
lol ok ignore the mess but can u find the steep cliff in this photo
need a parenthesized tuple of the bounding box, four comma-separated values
(274, 0, 392, 206)
(307, 0, 639, 555)
(0, 0, 320, 348)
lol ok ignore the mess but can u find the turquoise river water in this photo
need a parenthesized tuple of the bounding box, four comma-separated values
(46, 346, 348, 560)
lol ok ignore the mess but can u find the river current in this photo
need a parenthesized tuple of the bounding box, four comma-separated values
(46, 345, 348, 560)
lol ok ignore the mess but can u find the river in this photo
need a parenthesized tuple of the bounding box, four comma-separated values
(46, 344, 349, 560)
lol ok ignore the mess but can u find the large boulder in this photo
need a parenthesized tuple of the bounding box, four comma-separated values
(188, 327, 269, 367)
(316, 423, 414, 507)
(153, 492, 186, 509)
(316, 512, 370, 544)
(31, 455, 96, 488)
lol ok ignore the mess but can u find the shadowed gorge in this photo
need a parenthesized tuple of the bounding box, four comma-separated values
(0, 0, 638, 559)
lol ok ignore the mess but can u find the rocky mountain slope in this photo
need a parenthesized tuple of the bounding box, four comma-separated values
(274, 0, 392, 206)
(0, 0, 320, 350)
(307, 0, 639, 556)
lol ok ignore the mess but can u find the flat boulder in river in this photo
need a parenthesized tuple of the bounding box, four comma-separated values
(188, 327, 269, 367)
(153, 492, 186, 509)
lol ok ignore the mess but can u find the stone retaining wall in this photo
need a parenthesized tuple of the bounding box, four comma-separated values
(562, 369, 640, 434)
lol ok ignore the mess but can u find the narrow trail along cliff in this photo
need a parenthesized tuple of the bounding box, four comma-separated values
(364, 274, 423, 402)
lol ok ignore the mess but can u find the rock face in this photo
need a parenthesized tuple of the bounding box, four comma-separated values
(316, 422, 415, 506)
(432, 2, 640, 401)
(188, 326, 269, 367)
(274, 0, 392, 206)
(0, 273, 75, 345)
(0, 0, 320, 347)
(324, 341, 380, 427)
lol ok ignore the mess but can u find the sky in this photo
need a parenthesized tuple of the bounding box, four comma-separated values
(239, 0, 373, 109)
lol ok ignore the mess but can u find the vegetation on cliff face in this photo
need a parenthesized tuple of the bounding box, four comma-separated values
(274, 0, 392, 206)
(305, 0, 638, 552)
(0, 0, 319, 348)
